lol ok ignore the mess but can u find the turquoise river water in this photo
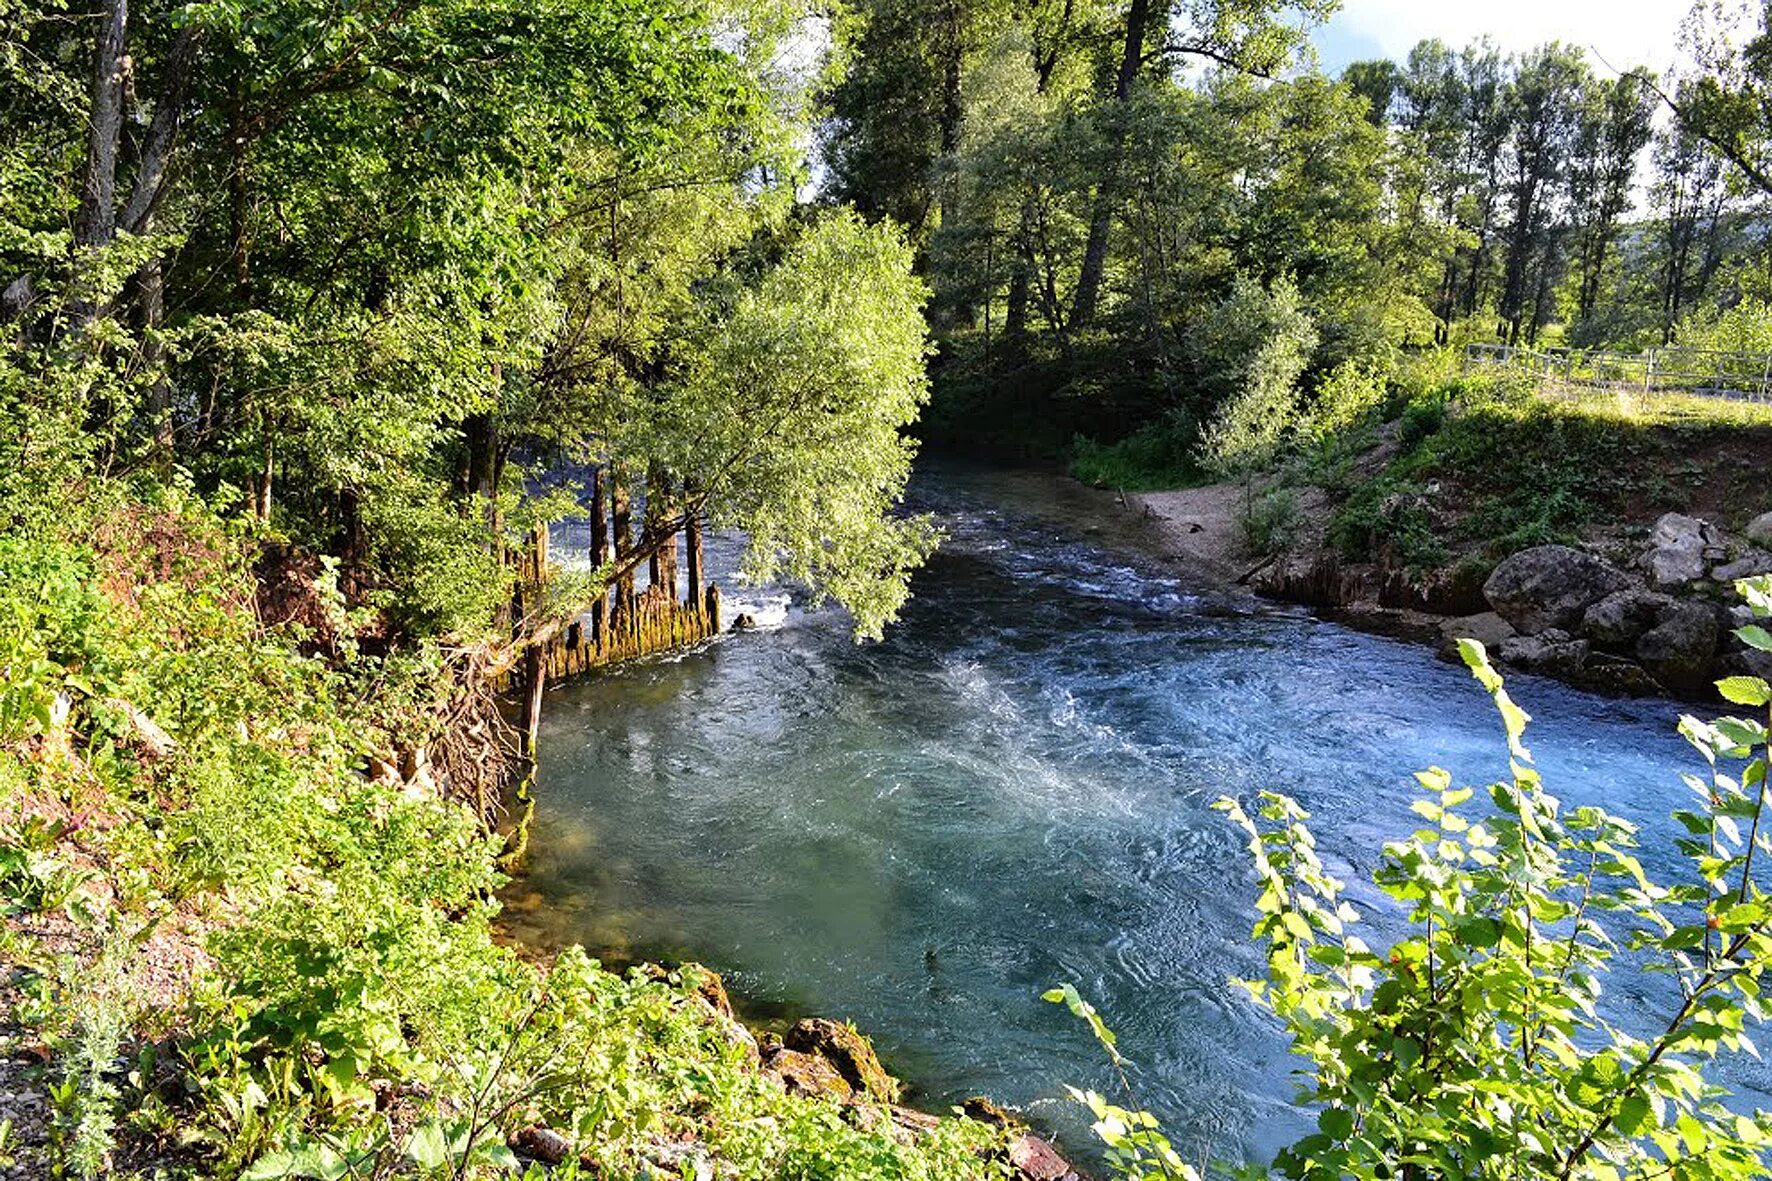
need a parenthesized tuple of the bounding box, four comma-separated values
(511, 465, 1771, 1164)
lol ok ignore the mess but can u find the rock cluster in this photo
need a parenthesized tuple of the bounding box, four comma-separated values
(1437, 511, 1772, 697)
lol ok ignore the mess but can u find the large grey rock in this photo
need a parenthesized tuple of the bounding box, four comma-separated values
(1484, 545, 1634, 635)
(1641, 513, 1722, 589)
(1714, 551, 1772, 583)
(1437, 611, 1516, 660)
(1497, 630, 1591, 677)
(1636, 601, 1721, 693)
(1746, 511, 1772, 548)
(1582, 589, 1674, 650)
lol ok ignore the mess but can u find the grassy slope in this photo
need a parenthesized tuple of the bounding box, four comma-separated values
(1325, 386, 1772, 578)
(0, 485, 1008, 1180)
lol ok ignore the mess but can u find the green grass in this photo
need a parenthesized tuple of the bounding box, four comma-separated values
(1327, 377, 1772, 571)
(1068, 416, 1206, 491)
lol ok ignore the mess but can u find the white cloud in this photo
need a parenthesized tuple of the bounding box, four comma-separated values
(1316, 0, 1693, 76)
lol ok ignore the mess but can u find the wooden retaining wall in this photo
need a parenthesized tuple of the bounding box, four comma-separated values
(496, 465, 723, 697)
(535, 581, 722, 686)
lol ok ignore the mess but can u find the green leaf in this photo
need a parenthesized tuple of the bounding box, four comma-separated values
(1737, 624, 1772, 652)
(1318, 1107, 1355, 1140)
(1615, 1092, 1653, 1136)
(1717, 676, 1772, 707)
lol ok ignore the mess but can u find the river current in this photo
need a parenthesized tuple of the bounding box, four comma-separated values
(511, 464, 1770, 1163)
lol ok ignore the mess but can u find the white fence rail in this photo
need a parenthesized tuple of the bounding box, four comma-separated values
(1463, 343, 1772, 403)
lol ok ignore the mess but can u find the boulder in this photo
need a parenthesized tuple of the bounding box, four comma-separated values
(784, 1018, 901, 1103)
(511, 1126, 573, 1165)
(1581, 590, 1674, 651)
(1641, 513, 1722, 589)
(1437, 611, 1516, 660)
(648, 1140, 713, 1181)
(1496, 631, 1590, 677)
(1748, 511, 1772, 548)
(1636, 601, 1721, 693)
(1484, 546, 1633, 635)
(1008, 1134, 1082, 1181)
(765, 1047, 852, 1100)
(1714, 551, 1772, 583)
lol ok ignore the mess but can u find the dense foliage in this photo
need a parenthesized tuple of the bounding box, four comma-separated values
(0, 0, 976, 1177)
(0, 488, 1010, 1179)
(821, 0, 1772, 483)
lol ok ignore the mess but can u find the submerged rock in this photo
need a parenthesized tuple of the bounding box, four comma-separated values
(1483, 545, 1632, 635)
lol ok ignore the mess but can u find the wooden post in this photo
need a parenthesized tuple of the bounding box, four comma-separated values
(705, 584, 721, 634)
(611, 464, 634, 630)
(685, 500, 704, 615)
(520, 522, 549, 759)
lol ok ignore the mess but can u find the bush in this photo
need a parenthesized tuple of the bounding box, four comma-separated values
(1240, 488, 1302, 556)
(1069, 410, 1203, 490)
(1191, 277, 1320, 478)
(1058, 584, 1772, 1179)
(1396, 396, 1446, 448)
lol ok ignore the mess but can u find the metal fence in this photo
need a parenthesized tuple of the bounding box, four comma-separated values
(1463, 343, 1772, 403)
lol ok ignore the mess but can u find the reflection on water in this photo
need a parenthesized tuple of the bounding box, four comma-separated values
(514, 464, 1768, 1163)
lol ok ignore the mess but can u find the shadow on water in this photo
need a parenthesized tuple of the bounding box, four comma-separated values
(507, 461, 1772, 1165)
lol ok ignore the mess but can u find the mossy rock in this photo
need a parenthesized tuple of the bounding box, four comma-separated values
(784, 1017, 901, 1104)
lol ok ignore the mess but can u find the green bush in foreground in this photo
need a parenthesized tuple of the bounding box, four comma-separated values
(1057, 579, 1772, 1179)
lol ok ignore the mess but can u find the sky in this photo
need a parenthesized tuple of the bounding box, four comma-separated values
(1310, 0, 1696, 78)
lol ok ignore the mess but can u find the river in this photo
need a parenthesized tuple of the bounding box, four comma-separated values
(507, 464, 1771, 1165)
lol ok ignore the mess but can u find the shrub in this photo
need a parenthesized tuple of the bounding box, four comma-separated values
(1192, 277, 1320, 479)
(1396, 397, 1446, 448)
(1058, 581, 1772, 1180)
(1240, 488, 1302, 556)
(1070, 410, 1203, 490)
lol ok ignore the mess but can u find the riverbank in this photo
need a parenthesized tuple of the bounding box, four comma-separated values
(1059, 384, 1772, 701)
(0, 489, 1059, 1181)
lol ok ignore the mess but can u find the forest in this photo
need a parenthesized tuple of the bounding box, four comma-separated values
(8, 0, 1772, 1178)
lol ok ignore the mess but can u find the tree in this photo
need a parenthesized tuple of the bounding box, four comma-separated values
(1065, 0, 1338, 333)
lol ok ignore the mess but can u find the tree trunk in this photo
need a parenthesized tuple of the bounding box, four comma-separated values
(611, 466, 635, 623)
(119, 25, 203, 237)
(136, 257, 173, 459)
(645, 466, 678, 595)
(254, 415, 274, 521)
(520, 523, 548, 759)
(589, 465, 611, 646)
(228, 91, 252, 296)
(1068, 0, 1149, 333)
(75, 0, 129, 252)
(684, 486, 705, 613)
